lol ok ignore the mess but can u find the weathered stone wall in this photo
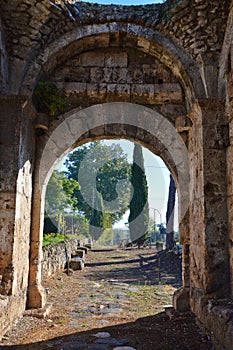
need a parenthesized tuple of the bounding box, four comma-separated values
(0, 17, 8, 94)
(0, 96, 34, 337)
(225, 3, 233, 303)
(48, 47, 184, 123)
(42, 239, 79, 280)
(189, 99, 230, 300)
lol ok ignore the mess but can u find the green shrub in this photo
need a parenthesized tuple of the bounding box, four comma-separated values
(43, 232, 65, 246)
(33, 81, 68, 117)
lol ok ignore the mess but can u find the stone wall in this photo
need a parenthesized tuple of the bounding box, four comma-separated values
(226, 44, 233, 299)
(0, 18, 7, 94)
(0, 96, 34, 338)
(48, 47, 184, 123)
(41, 239, 79, 280)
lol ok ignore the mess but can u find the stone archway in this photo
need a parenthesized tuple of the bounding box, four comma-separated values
(0, 1, 232, 346)
(25, 18, 230, 347)
(28, 102, 190, 309)
(21, 23, 206, 107)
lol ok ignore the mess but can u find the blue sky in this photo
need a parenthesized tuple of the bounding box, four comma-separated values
(85, 0, 163, 5)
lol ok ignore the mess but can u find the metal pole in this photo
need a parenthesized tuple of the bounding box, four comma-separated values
(153, 208, 156, 241)
(151, 208, 162, 224)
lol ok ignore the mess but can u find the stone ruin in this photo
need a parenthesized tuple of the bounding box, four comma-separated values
(0, 0, 233, 348)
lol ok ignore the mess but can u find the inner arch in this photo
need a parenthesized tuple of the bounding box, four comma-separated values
(38, 102, 189, 224)
(28, 101, 190, 309)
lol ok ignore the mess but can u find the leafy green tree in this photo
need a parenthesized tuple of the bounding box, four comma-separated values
(128, 143, 149, 246)
(64, 213, 89, 236)
(45, 170, 79, 213)
(44, 170, 79, 233)
(65, 141, 131, 236)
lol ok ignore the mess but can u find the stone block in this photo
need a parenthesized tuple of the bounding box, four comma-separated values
(80, 52, 104, 67)
(69, 257, 84, 270)
(71, 250, 85, 259)
(173, 287, 190, 312)
(64, 82, 87, 93)
(90, 67, 104, 82)
(84, 243, 92, 250)
(23, 303, 52, 319)
(105, 52, 128, 68)
(77, 246, 88, 254)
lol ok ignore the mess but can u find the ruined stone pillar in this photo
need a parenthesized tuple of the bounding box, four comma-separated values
(189, 99, 230, 317)
(27, 182, 46, 309)
(172, 120, 191, 312)
(202, 99, 229, 298)
(226, 57, 233, 298)
(26, 126, 48, 309)
(0, 95, 34, 336)
(173, 210, 191, 312)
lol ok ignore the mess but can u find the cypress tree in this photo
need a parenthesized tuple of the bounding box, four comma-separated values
(128, 143, 149, 247)
(165, 174, 176, 250)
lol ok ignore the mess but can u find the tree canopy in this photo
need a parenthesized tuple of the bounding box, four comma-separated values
(65, 141, 131, 239)
(45, 170, 79, 214)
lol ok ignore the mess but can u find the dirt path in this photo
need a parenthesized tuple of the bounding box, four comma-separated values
(0, 247, 214, 350)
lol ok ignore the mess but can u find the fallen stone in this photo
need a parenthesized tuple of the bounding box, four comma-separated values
(93, 332, 111, 338)
(77, 246, 88, 254)
(97, 320, 110, 326)
(69, 257, 84, 270)
(100, 307, 123, 314)
(23, 303, 52, 319)
(71, 250, 85, 259)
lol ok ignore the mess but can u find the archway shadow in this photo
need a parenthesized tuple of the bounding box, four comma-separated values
(0, 312, 213, 350)
(85, 249, 182, 287)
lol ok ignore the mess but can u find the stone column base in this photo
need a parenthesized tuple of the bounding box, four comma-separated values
(173, 287, 190, 312)
(27, 284, 46, 309)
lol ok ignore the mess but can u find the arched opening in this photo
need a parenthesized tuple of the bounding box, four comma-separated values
(28, 102, 190, 313)
(44, 138, 173, 245)
(42, 137, 181, 314)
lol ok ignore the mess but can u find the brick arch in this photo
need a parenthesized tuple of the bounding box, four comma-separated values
(21, 23, 206, 108)
(28, 102, 190, 308)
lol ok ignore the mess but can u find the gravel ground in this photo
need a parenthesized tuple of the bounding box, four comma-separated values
(0, 247, 214, 350)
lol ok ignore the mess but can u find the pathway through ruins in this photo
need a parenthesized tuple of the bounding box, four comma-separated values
(0, 247, 214, 350)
